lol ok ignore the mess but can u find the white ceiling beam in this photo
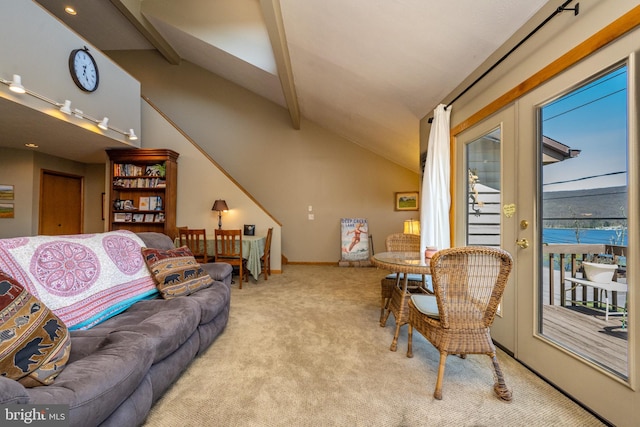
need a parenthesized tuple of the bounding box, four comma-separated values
(110, 0, 180, 65)
(260, 0, 300, 130)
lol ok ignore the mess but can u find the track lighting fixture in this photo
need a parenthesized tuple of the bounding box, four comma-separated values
(97, 117, 109, 130)
(9, 74, 25, 94)
(60, 100, 72, 115)
(2, 73, 137, 142)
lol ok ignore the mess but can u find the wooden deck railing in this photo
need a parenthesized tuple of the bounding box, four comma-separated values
(543, 244, 627, 309)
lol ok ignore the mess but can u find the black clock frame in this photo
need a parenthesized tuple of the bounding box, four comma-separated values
(68, 47, 99, 92)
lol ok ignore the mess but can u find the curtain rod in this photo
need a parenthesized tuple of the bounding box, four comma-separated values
(427, 0, 579, 123)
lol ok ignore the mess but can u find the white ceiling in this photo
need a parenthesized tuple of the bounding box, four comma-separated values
(25, 0, 550, 170)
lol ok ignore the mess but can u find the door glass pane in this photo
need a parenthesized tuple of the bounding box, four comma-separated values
(466, 128, 501, 247)
(539, 65, 628, 378)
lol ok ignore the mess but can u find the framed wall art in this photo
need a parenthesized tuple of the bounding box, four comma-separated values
(395, 191, 419, 211)
(0, 203, 14, 219)
(0, 185, 14, 201)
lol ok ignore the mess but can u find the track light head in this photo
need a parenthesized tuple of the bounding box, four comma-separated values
(97, 117, 109, 130)
(9, 74, 25, 94)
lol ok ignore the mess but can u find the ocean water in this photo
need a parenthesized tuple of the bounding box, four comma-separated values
(543, 228, 628, 246)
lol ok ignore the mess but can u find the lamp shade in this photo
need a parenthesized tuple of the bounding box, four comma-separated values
(403, 219, 420, 235)
(212, 199, 229, 212)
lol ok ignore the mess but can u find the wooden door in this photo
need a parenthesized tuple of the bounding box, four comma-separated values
(39, 170, 83, 235)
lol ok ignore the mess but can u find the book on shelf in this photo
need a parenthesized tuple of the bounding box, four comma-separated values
(149, 196, 163, 211)
(114, 164, 145, 177)
(114, 213, 127, 222)
(139, 197, 150, 210)
(144, 213, 155, 223)
(133, 214, 144, 223)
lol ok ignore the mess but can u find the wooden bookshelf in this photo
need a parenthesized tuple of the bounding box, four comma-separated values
(106, 149, 179, 239)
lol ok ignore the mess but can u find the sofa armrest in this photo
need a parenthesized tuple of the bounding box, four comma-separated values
(201, 262, 233, 286)
(0, 376, 30, 404)
(136, 232, 175, 250)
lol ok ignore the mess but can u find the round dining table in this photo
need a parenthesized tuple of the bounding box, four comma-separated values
(371, 251, 432, 351)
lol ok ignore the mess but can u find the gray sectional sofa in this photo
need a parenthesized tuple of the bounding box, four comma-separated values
(0, 232, 233, 427)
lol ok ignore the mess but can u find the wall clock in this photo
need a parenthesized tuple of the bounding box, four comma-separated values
(69, 47, 99, 92)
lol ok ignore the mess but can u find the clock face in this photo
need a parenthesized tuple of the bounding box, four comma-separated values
(69, 48, 99, 92)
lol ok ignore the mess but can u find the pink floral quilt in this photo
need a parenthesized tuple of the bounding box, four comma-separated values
(0, 230, 158, 330)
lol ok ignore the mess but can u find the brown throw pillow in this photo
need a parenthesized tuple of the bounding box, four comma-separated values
(142, 246, 213, 299)
(0, 271, 71, 387)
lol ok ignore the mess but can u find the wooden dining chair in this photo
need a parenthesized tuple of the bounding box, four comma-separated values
(258, 227, 273, 280)
(178, 227, 209, 264)
(214, 229, 244, 288)
(406, 246, 513, 401)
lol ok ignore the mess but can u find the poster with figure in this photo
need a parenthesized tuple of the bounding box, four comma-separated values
(340, 218, 369, 261)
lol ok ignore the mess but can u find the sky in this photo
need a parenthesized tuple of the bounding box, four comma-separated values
(541, 65, 627, 192)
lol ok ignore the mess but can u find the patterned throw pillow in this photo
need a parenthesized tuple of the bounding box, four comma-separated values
(142, 246, 213, 299)
(0, 271, 71, 387)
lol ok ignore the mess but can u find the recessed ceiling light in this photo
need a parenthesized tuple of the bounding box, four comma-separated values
(64, 7, 77, 16)
(25, 143, 39, 148)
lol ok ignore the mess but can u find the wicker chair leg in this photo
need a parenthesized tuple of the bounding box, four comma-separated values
(406, 324, 413, 358)
(490, 352, 512, 401)
(379, 297, 389, 326)
(382, 307, 392, 329)
(434, 351, 447, 400)
(390, 322, 402, 352)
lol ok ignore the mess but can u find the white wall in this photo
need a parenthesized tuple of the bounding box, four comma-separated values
(0, 148, 106, 237)
(0, 0, 141, 145)
(139, 100, 283, 271)
(109, 51, 421, 263)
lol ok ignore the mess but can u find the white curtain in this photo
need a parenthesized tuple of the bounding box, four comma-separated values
(420, 104, 451, 253)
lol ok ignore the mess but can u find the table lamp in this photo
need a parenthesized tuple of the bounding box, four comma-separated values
(212, 199, 229, 229)
(403, 219, 420, 235)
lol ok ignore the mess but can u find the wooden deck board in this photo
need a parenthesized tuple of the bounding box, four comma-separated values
(541, 304, 628, 376)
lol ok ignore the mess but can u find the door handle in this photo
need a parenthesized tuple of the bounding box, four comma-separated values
(516, 238, 529, 249)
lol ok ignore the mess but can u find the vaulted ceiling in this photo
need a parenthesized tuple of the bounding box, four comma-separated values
(33, 0, 550, 171)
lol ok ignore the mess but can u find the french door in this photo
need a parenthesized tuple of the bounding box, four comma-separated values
(514, 45, 637, 425)
(454, 34, 637, 426)
(455, 107, 518, 351)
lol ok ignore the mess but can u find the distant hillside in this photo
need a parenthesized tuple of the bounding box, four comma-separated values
(543, 186, 627, 227)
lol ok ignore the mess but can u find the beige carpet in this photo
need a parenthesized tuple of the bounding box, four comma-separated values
(144, 265, 605, 427)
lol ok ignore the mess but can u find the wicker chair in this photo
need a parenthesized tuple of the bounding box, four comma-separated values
(380, 234, 432, 351)
(406, 246, 513, 401)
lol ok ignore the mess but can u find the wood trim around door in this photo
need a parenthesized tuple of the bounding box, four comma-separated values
(448, 5, 640, 241)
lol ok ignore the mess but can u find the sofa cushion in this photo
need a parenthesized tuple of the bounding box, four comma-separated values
(142, 246, 213, 299)
(27, 330, 155, 427)
(0, 231, 158, 330)
(75, 296, 202, 363)
(0, 272, 71, 387)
